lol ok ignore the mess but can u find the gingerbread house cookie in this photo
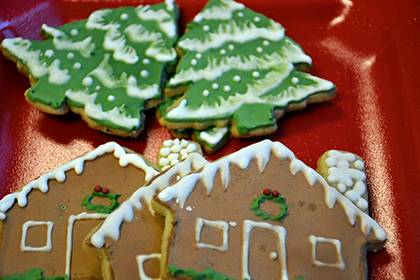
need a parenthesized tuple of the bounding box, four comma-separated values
(0, 142, 158, 279)
(90, 153, 208, 280)
(155, 140, 386, 279)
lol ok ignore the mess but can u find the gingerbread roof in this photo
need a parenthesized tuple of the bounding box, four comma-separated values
(158, 140, 387, 241)
(0, 142, 159, 220)
(90, 153, 208, 248)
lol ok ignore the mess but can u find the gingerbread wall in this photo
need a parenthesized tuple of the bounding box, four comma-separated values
(0, 153, 148, 278)
(166, 157, 369, 279)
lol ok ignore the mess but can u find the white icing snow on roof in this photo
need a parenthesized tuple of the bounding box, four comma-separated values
(0, 142, 159, 220)
(158, 139, 387, 241)
(90, 153, 208, 248)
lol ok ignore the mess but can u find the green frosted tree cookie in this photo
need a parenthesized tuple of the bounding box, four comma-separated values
(158, 0, 335, 149)
(1, 0, 178, 137)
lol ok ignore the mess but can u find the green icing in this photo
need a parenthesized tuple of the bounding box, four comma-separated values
(0, 268, 67, 280)
(168, 265, 233, 280)
(82, 191, 121, 214)
(161, 0, 335, 144)
(250, 191, 288, 222)
(1, 2, 178, 134)
(194, 126, 230, 151)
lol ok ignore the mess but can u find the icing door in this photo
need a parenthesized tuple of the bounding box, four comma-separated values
(242, 220, 288, 280)
(65, 213, 108, 280)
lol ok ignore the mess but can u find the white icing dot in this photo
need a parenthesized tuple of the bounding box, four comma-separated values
(67, 52, 74, 59)
(70, 29, 79, 36)
(82, 77, 93, 86)
(254, 16, 261, 22)
(168, 153, 179, 161)
(233, 75, 241, 82)
(337, 183, 347, 193)
(252, 71, 260, 78)
(107, 95, 115, 102)
(263, 40, 270, 46)
(291, 77, 299, 84)
(45, 49, 54, 57)
(73, 62, 81, 70)
(186, 143, 197, 153)
(160, 147, 171, 156)
(354, 160, 364, 170)
(185, 206, 193, 212)
(176, 175, 181, 181)
(212, 83, 219, 90)
(171, 144, 181, 153)
(203, 89, 210, 96)
(228, 44, 234, 50)
(203, 25, 210, 31)
(95, 85, 101, 90)
(163, 139, 173, 147)
(337, 160, 349, 168)
(180, 149, 188, 155)
(159, 158, 170, 166)
(120, 13, 129, 20)
(170, 159, 180, 165)
(256, 47, 263, 53)
(269, 251, 278, 260)
(191, 59, 198, 66)
(174, 139, 180, 145)
(223, 85, 231, 92)
(220, 49, 226, 55)
(356, 198, 368, 210)
(143, 58, 150, 64)
(195, 53, 202, 59)
(238, 12, 244, 17)
(140, 70, 149, 78)
(229, 221, 237, 227)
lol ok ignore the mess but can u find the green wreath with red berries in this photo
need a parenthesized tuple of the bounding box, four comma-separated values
(82, 185, 121, 214)
(250, 188, 288, 222)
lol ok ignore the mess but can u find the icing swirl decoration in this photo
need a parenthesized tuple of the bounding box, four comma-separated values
(1, 2, 178, 137)
(250, 188, 289, 222)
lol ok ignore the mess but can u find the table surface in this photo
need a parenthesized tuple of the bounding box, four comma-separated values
(0, 0, 419, 278)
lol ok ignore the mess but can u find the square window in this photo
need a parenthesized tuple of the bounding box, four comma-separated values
(20, 221, 54, 252)
(136, 253, 161, 280)
(195, 218, 229, 252)
(309, 235, 345, 270)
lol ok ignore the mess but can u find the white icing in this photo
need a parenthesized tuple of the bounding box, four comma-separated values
(90, 154, 208, 248)
(199, 127, 229, 146)
(143, 58, 150, 64)
(194, 0, 244, 22)
(20, 221, 54, 252)
(136, 254, 161, 280)
(195, 218, 229, 252)
(169, 44, 311, 85)
(203, 89, 210, 96)
(263, 40, 270, 46)
(70, 29, 79, 36)
(228, 44, 235, 50)
(203, 25, 210, 32)
(82, 76, 93, 87)
(233, 75, 241, 82)
(291, 77, 299, 84)
(242, 220, 288, 279)
(136, 5, 176, 37)
(0, 142, 158, 220)
(45, 49, 54, 57)
(65, 90, 140, 129)
(140, 70, 149, 78)
(325, 150, 369, 212)
(178, 20, 285, 52)
(157, 140, 387, 241)
(120, 13, 129, 20)
(269, 251, 278, 260)
(223, 85, 231, 92)
(252, 70, 260, 78)
(48, 59, 70, 85)
(185, 206, 193, 212)
(191, 59, 198, 66)
(66, 213, 108, 277)
(309, 235, 345, 270)
(67, 52, 75, 59)
(158, 139, 202, 170)
(86, 9, 120, 31)
(107, 95, 115, 102)
(127, 76, 160, 99)
(256, 46, 263, 53)
(104, 28, 138, 64)
(212, 83, 219, 90)
(238, 12, 244, 17)
(73, 62, 81, 70)
(229, 221, 237, 227)
(196, 53, 202, 59)
(254, 16, 261, 22)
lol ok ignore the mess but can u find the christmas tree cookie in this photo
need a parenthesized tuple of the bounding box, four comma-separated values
(317, 150, 369, 213)
(1, 0, 178, 137)
(158, 0, 335, 150)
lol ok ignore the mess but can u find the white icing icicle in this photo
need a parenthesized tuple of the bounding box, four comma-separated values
(157, 140, 387, 241)
(136, 5, 176, 37)
(90, 154, 208, 248)
(0, 142, 159, 220)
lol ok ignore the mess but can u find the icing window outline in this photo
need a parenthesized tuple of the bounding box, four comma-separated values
(20, 220, 54, 252)
(136, 253, 161, 280)
(195, 217, 229, 252)
(308, 235, 345, 270)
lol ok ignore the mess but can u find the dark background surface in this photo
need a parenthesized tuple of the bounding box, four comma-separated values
(0, 0, 419, 278)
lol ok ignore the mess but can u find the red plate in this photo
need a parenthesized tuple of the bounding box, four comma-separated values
(0, 0, 419, 278)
